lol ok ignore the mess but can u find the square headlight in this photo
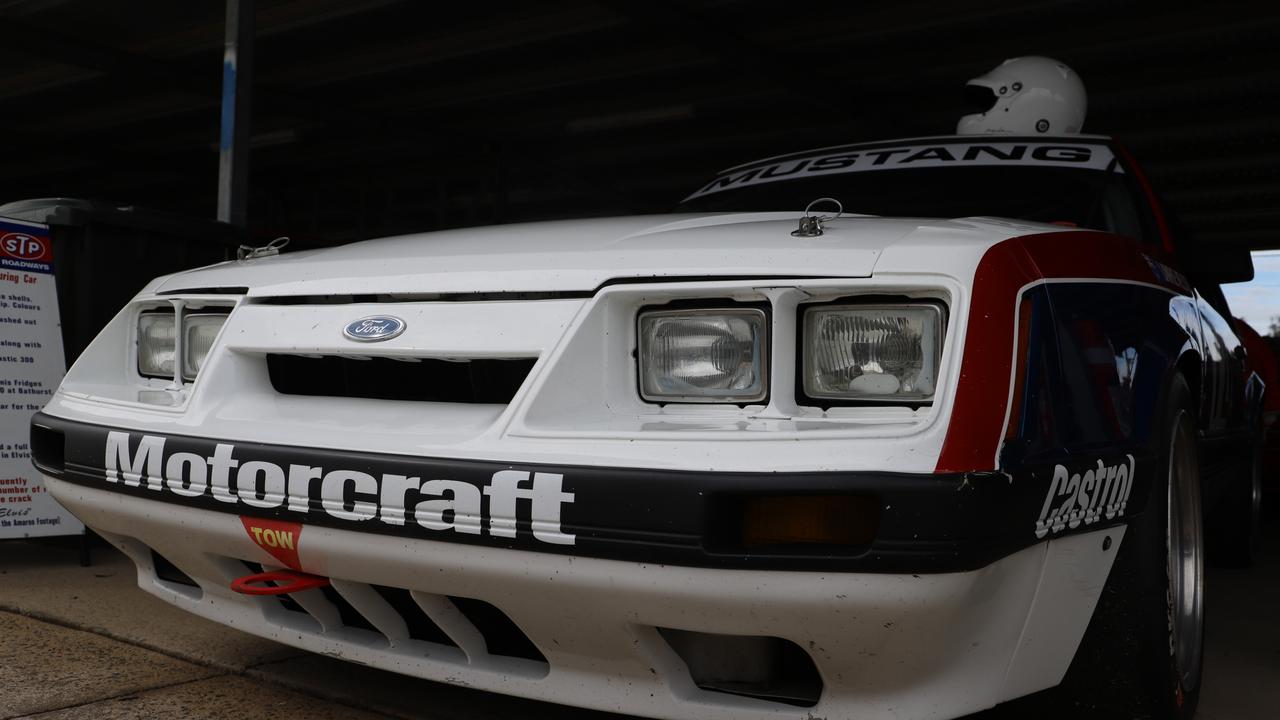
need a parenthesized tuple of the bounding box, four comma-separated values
(638, 308, 768, 403)
(137, 311, 177, 379)
(181, 313, 228, 381)
(802, 303, 942, 402)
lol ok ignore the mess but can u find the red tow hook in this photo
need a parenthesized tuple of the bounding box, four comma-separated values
(230, 569, 330, 596)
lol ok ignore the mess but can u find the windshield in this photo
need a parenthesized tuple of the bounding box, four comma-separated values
(678, 139, 1152, 242)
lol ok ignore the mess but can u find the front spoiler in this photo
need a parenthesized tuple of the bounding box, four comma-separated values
(46, 471, 1125, 720)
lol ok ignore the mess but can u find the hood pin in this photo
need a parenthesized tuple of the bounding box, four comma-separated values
(237, 236, 290, 260)
(791, 197, 843, 237)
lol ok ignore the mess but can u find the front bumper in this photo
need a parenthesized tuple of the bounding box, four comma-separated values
(34, 411, 1124, 719)
(46, 470, 1120, 720)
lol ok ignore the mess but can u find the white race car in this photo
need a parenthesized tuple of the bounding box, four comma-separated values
(33, 134, 1263, 720)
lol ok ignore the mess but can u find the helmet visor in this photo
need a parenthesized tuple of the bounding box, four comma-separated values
(963, 84, 998, 115)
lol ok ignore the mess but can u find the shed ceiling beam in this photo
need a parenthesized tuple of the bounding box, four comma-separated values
(0, 20, 212, 96)
(265, 4, 626, 88)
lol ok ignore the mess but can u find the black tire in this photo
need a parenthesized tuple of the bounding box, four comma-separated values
(1044, 373, 1205, 719)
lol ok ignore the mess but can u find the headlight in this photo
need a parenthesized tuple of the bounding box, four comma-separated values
(137, 312, 177, 378)
(802, 303, 942, 402)
(181, 313, 228, 380)
(638, 308, 768, 403)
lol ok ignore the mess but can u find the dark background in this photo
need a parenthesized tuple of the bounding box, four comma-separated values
(0, 0, 1276, 250)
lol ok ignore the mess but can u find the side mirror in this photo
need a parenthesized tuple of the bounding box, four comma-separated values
(1180, 243, 1254, 284)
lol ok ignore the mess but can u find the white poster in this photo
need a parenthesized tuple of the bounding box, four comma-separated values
(0, 216, 82, 538)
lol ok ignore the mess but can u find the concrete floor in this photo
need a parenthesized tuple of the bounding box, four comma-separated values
(0, 536, 1275, 720)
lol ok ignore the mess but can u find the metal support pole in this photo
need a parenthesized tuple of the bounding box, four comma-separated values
(217, 0, 254, 227)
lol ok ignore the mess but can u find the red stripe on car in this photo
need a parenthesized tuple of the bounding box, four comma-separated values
(934, 230, 1178, 473)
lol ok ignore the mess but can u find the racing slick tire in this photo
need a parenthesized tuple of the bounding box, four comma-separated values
(1037, 374, 1205, 719)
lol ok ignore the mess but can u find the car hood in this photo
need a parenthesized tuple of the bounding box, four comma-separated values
(154, 212, 1047, 296)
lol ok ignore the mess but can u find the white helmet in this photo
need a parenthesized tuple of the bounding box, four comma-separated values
(957, 56, 1086, 135)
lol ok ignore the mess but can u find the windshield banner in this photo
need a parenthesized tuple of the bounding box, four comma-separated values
(685, 140, 1121, 201)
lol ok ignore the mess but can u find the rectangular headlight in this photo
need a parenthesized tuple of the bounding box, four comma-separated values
(137, 312, 177, 379)
(802, 303, 942, 402)
(638, 308, 768, 403)
(181, 313, 228, 380)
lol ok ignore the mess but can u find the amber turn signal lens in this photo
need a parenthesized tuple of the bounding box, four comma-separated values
(739, 495, 879, 548)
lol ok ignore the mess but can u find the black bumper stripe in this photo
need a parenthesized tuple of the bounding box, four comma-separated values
(31, 412, 1141, 573)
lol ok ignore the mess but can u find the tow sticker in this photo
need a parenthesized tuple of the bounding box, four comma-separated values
(241, 516, 304, 570)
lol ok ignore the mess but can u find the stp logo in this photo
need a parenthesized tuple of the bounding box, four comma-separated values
(1, 232, 48, 261)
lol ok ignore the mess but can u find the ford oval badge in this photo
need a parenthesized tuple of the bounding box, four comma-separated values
(343, 315, 406, 342)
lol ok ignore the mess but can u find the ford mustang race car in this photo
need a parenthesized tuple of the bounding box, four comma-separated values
(31, 134, 1264, 720)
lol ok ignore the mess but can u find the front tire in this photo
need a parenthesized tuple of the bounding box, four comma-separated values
(1052, 373, 1204, 719)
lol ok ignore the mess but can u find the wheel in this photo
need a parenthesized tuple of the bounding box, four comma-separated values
(1162, 396, 1205, 716)
(1047, 373, 1205, 719)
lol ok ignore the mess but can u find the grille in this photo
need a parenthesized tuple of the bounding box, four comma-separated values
(152, 550, 199, 588)
(449, 596, 546, 663)
(221, 557, 548, 676)
(371, 585, 457, 646)
(267, 354, 536, 403)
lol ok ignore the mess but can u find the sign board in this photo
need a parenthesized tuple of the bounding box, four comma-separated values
(0, 217, 82, 538)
